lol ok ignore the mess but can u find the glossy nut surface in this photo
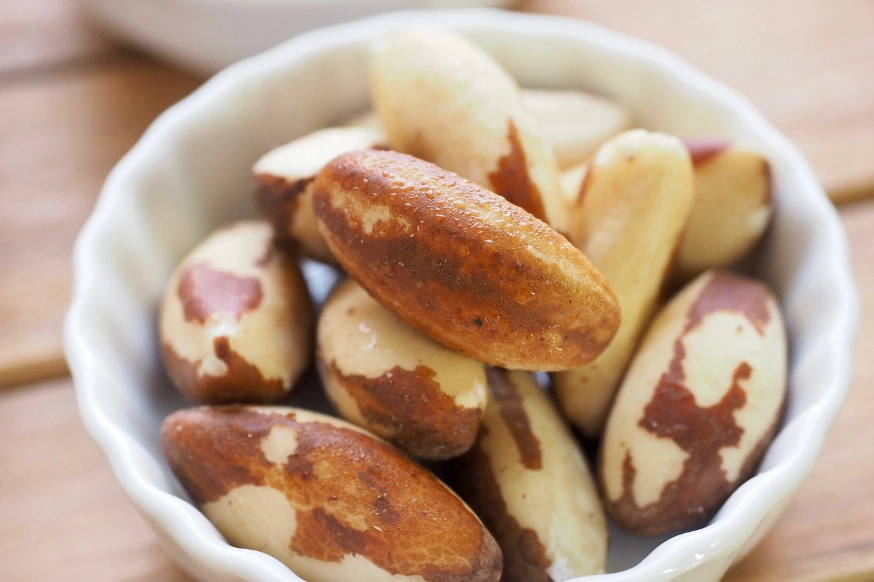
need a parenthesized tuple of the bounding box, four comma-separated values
(159, 221, 313, 404)
(554, 130, 695, 437)
(600, 270, 787, 535)
(162, 406, 503, 582)
(312, 149, 620, 371)
(676, 138, 773, 279)
(453, 369, 607, 581)
(253, 126, 387, 263)
(317, 278, 487, 460)
(369, 29, 569, 234)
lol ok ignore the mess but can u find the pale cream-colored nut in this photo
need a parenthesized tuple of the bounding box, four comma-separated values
(675, 138, 773, 279)
(344, 88, 630, 172)
(599, 270, 787, 536)
(252, 127, 388, 263)
(521, 88, 631, 169)
(159, 222, 313, 404)
(312, 149, 620, 371)
(453, 369, 607, 581)
(342, 109, 383, 132)
(558, 160, 589, 242)
(369, 29, 570, 235)
(316, 278, 487, 460)
(162, 406, 502, 582)
(554, 130, 695, 438)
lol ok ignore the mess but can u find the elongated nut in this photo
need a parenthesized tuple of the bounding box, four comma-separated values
(522, 88, 631, 169)
(312, 149, 620, 371)
(600, 270, 787, 535)
(317, 278, 487, 460)
(554, 130, 695, 437)
(345, 87, 631, 172)
(159, 222, 313, 404)
(675, 138, 773, 279)
(370, 29, 570, 235)
(453, 369, 608, 580)
(253, 127, 387, 263)
(162, 406, 502, 582)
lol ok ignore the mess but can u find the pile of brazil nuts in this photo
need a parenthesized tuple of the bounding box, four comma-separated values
(158, 29, 786, 582)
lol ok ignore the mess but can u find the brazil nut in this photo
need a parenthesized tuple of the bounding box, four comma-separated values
(162, 406, 503, 582)
(253, 126, 387, 263)
(312, 149, 620, 371)
(599, 270, 787, 535)
(159, 221, 313, 404)
(317, 278, 487, 460)
(453, 369, 608, 580)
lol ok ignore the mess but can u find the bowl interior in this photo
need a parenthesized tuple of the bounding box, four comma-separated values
(67, 10, 855, 582)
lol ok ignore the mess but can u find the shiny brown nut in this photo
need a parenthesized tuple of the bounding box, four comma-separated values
(600, 270, 787, 535)
(317, 278, 487, 460)
(453, 369, 608, 580)
(159, 222, 313, 404)
(554, 130, 695, 438)
(312, 149, 620, 371)
(369, 29, 570, 235)
(253, 127, 387, 263)
(521, 88, 631, 169)
(162, 406, 502, 582)
(675, 138, 773, 279)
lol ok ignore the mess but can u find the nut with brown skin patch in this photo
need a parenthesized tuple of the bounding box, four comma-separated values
(159, 222, 313, 404)
(452, 369, 607, 581)
(369, 29, 570, 235)
(252, 127, 387, 263)
(312, 149, 620, 371)
(161, 406, 502, 582)
(675, 139, 773, 280)
(600, 270, 787, 535)
(316, 278, 487, 460)
(553, 130, 695, 438)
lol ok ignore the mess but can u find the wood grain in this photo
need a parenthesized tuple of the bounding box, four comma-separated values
(0, 377, 193, 582)
(520, 0, 874, 204)
(0, 57, 202, 388)
(0, 0, 116, 77)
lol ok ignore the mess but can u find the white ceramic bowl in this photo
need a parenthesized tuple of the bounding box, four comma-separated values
(81, 0, 512, 73)
(65, 9, 858, 582)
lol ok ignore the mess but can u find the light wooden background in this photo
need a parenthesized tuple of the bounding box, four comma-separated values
(1, 1, 872, 580)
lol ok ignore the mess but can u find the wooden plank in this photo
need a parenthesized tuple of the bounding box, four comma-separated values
(723, 198, 874, 582)
(0, 377, 193, 581)
(0, 0, 117, 77)
(0, 57, 203, 388)
(520, 0, 874, 205)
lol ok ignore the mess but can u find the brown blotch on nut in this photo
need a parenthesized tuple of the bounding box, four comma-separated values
(488, 120, 547, 222)
(323, 361, 482, 460)
(162, 407, 502, 581)
(177, 263, 263, 323)
(487, 368, 542, 470)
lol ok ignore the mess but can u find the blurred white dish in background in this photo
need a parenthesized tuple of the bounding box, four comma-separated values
(65, 8, 857, 582)
(80, 0, 513, 73)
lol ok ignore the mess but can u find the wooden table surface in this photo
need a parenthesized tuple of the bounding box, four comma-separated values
(1, 1, 871, 580)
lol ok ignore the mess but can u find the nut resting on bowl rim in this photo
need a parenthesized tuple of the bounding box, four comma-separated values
(64, 8, 857, 582)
